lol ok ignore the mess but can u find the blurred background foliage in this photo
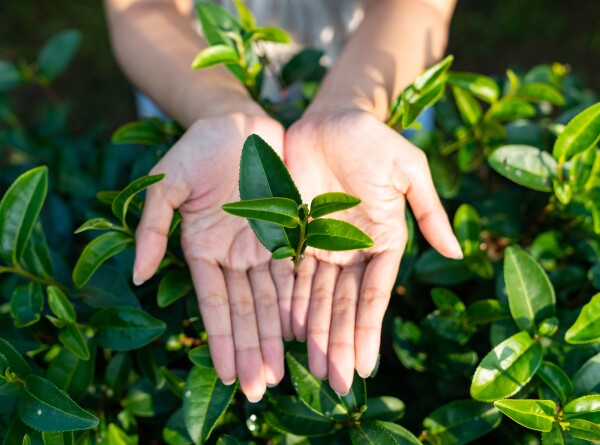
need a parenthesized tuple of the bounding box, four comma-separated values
(1, 0, 599, 132)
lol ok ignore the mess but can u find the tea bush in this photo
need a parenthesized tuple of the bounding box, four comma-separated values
(0, 3, 599, 444)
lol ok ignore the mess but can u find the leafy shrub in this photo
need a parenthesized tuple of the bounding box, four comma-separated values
(0, 4, 599, 444)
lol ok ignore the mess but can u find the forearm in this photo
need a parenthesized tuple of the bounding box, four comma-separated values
(306, 0, 456, 121)
(104, 0, 262, 127)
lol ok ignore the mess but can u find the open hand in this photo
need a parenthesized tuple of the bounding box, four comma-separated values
(284, 110, 463, 394)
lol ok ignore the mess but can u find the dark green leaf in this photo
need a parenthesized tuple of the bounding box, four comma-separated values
(452, 86, 482, 126)
(163, 408, 193, 445)
(90, 307, 166, 351)
(158, 269, 194, 308)
(194, 3, 242, 46)
(305, 219, 373, 251)
(553, 102, 600, 162)
(42, 432, 74, 445)
(564, 395, 600, 424)
(350, 420, 420, 445)
(77, 265, 141, 309)
(281, 49, 325, 86)
(310, 192, 361, 219)
(454, 204, 480, 257)
(572, 352, 600, 395)
(191, 45, 239, 69)
(160, 367, 185, 398)
(72, 231, 134, 288)
(183, 365, 237, 444)
(447, 72, 499, 103)
(431, 288, 465, 313)
(18, 375, 98, 432)
(0, 60, 22, 91)
(361, 396, 405, 422)
(112, 174, 165, 228)
(0, 337, 31, 377)
(470, 331, 543, 401)
(467, 300, 510, 325)
(239, 134, 301, 252)
(264, 395, 336, 437)
(565, 293, 600, 344)
(188, 345, 214, 368)
(488, 145, 556, 192)
(537, 316, 559, 337)
(216, 436, 240, 445)
(415, 249, 473, 285)
(504, 246, 556, 333)
(21, 221, 53, 279)
(47, 342, 96, 401)
(271, 246, 296, 260)
(286, 351, 349, 420)
(422, 400, 502, 445)
(104, 352, 132, 394)
(517, 83, 565, 105)
(112, 121, 165, 145)
(570, 146, 597, 192)
(564, 418, 600, 442)
(537, 361, 573, 405)
(341, 373, 366, 412)
(494, 399, 555, 432)
(486, 98, 536, 121)
(251, 27, 292, 44)
(10, 283, 43, 328)
(58, 324, 89, 361)
(413, 55, 453, 92)
(47, 286, 75, 324)
(542, 424, 564, 445)
(222, 197, 300, 228)
(37, 30, 82, 81)
(0, 166, 48, 264)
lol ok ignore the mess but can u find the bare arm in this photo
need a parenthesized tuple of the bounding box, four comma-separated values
(307, 0, 457, 120)
(104, 0, 262, 126)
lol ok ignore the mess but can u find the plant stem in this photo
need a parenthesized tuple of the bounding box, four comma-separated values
(0, 264, 68, 292)
(293, 205, 310, 272)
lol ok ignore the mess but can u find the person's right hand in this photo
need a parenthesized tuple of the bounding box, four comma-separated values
(132, 112, 293, 402)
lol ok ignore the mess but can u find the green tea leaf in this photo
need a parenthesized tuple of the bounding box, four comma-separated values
(452, 86, 482, 126)
(163, 408, 193, 445)
(454, 204, 480, 257)
(564, 395, 600, 424)
(570, 146, 597, 192)
(431, 288, 466, 313)
(158, 269, 194, 308)
(42, 432, 74, 445)
(488, 145, 556, 192)
(264, 395, 336, 437)
(401, 81, 445, 129)
(191, 45, 239, 69)
(0, 166, 48, 264)
(90, 307, 166, 351)
(286, 351, 349, 420)
(467, 300, 510, 325)
(183, 365, 237, 444)
(18, 375, 98, 432)
(553, 102, 600, 162)
(194, 3, 242, 46)
(542, 424, 564, 445)
(216, 436, 240, 445)
(447, 72, 499, 103)
(112, 121, 165, 145)
(112, 174, 165, 228)
(251, 27, 292, 44)
(160, 367, 185, 398)
(572, 352, 600, 395)
(470, 331, 543, 401)
(422, 400, 502, 445)
(281, 48, 325, 86)
(486, 98, 536, 121)
(47, 342, 96, 401)
(10, 283, 43, 328)
(37, 30, 82, 81)
(47, 286, 76, 324)
(222, 197, 300, 228)
(271, 246, 296, 259)
(232, 0, 255, 29)
(104, 352, 131, 394)
(565, 293, 600, 344)
(494, 399, 556, 432)
(504, 246, 556, 333)
(537, 361, 573, 405)
(0, 337, 32, 377)
(341, 373, 366, 412)
(239, 134, 301, 252)
(188, 345, 213, 368)
(0, 60, 22, 91)
(22, 434, 32, 445)
(21, 221, 53, 278)
(413, 55, 453, 92)
(415, 249, 474, 285)
(72, 231, 134, 288)
(350, 420, 421, 445)
(58, 324, 90, 361)
(517, 83, 565, 105)
(310, 192, 361, 219)
(305, 219, 373, 251)
(361, 396, 406, 422)
(563, 418, 600, 442)
(537, 316, 559, 337)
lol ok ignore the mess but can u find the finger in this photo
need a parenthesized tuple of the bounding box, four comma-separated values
(248, 264, 284, 387)
(291, 255, 318, 341)
(270, 259, 295, 341)
(190, 259, 236, 385)
(403, 151, 463, 259)
(328, 263, 364, 395)
(224, 268, 266, 402)
(355, 250, 402, 378)
(307, 262, 339, 379)
(134, 177, 188, 285)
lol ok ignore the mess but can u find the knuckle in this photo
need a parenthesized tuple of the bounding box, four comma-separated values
(255, 294, 277, 311)
(332, 295, 357, 315)
(198, 293, 229, 309)
(361, 287, 389, 306)
(312, 286, 332, 303)
(231, 298, 256, 317)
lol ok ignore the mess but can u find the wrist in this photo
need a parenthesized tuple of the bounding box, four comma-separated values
(304, 90, 388, 122)
(186, 92, 266, 125)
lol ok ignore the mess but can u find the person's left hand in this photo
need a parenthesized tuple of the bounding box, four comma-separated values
(284, 110, 463, 395)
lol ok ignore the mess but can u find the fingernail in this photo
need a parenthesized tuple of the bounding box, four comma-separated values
(247, 395, 263, 403)
(132, 271, 145, 286)
(266, 383, 278, 388)
(451, 237, 464, 260)
(221, 378, 236, 386)
(335, 389, 349, 397)
(357, 371, 371, 379)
